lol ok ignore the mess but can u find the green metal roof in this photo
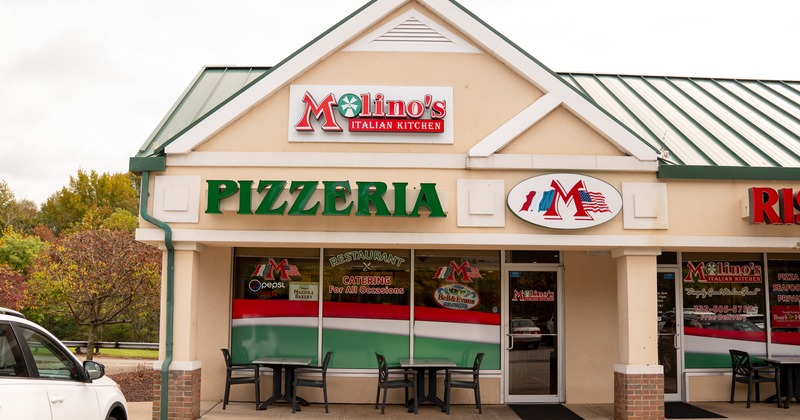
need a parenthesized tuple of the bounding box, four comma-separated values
(136, 66, 270, 158)
(561, 74, 800, 165)
(137, 68, 800, 178)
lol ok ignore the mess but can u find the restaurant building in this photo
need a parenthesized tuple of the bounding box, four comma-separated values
(129, 1, 800, 419)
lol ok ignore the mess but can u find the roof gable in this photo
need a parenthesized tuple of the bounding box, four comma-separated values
(154, 0, 657, 163)
(344, 8, 480, 53)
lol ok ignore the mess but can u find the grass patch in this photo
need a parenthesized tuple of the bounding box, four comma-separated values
(73, 347, 159, 359)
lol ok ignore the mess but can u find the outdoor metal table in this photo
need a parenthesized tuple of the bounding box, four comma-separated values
(253, 356, 312, 410)
(399, 357, 457, 412)
(761, 356, 800, 409)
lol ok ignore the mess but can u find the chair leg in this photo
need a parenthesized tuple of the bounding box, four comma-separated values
(375, 385, 380, 409)
(475, 383, 482, 414)
(254, 378, 260, 410)
(381, 385, 388, 414)
(223, 382, 230, 410)
(746, 380, 753, 408)
(730, 376, 735, 404)
(323, 383, 329, 413)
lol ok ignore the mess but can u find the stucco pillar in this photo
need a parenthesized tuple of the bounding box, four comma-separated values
(152, 243, 205, 420)
(612, 248, 663, 420)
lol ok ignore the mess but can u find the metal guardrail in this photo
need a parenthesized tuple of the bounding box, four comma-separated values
(62, 341, 159, 351)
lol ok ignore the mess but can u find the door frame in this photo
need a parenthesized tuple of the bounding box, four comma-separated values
(658, 266, 684, 402)
(502, 263, 564, 403)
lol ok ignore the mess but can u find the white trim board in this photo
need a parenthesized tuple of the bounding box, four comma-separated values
(165, 151, 657, 172)
(135, 228, 800, 251)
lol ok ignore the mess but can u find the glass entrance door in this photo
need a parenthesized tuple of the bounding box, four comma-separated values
(504, 267, 562, 403)
(657, 269, 682, 400)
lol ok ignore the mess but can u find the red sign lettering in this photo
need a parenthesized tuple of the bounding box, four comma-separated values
(749, 187, 800, 225)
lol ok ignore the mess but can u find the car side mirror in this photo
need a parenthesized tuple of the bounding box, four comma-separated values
(83, 360, 106, 380)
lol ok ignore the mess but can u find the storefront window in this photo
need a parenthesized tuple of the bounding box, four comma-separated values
(682, 253, 766, 369)
(322, 248, 411, 368)
(230, 248, 320, 363)
(767, 255, 800, 354)
(413, 250, 501, 368)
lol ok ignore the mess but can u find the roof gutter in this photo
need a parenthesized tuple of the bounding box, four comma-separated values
(133, 160, 174, 420)
(659, 164, 800, 180)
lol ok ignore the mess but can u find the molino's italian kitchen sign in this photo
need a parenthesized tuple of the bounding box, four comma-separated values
(289, 85, 453, 143)
(508, 173, 622, 229)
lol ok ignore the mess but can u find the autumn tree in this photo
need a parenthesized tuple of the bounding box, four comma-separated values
(0, 265, 28, 310)
(0, 227, 46, 275)
(39, 170, 140, 235)
(0, 180, 39, 235)
(29, 229, 161, 359)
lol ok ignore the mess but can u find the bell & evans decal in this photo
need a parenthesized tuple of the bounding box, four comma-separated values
(507, 173, 622, 229)
(434, 284, 479, 311)
(289, 85, 453, 144)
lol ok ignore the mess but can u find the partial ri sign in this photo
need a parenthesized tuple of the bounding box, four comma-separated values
(749, 187, 800, 224)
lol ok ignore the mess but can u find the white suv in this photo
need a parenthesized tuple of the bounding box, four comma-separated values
(0, 308, 128, 420)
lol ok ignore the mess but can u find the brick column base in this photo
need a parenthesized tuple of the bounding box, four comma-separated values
(613, 364, 664, 420)
(152, 363, 201, 420)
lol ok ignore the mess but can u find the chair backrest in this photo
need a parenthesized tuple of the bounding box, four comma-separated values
(471, 352, 485, 381)
(375, 353, 389, 384)
(221, 348, 232, 369)
(729, 349, 752, 377)
(320, 351, 333, 374)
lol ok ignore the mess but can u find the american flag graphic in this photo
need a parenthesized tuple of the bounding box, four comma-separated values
(579, 191, 611, 213)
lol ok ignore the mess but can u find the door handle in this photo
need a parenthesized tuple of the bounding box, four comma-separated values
(506, 333, 515, 350)
(50, 394, 65, 404)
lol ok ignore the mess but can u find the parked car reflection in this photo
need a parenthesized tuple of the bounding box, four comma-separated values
(511, 318, 542, 349)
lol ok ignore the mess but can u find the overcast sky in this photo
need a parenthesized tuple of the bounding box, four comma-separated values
(2, 0, 798, 206)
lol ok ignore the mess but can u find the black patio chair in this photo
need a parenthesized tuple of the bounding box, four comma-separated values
(729, 349, 781, 408)
(221, 348, 260, 410)
(292, 351, 333, 414)
(444, 352, 484, 414)
(375, 353, 417, 414)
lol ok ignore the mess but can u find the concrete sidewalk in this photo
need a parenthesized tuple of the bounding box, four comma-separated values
(129, 401, 516, 419)
(108, 358, 799, 420)
(129, 400, 800, 419)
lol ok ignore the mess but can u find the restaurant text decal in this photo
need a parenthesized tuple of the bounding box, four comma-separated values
(289, 85, 453, 143)
(772, 267, 800, 329)
(206, 179, 446, 218)
(435, 284, 479, 310)
(507, 173, 622, 229)
(512, 289, 555, 302)
(683, 261, 763, 283)
(682, 260, 764, 326)
(326, 250, 407, 296)
(749, 187, 800, 224)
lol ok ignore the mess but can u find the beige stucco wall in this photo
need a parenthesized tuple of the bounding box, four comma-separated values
(140, 1, 800, 409)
